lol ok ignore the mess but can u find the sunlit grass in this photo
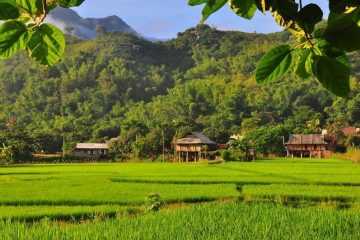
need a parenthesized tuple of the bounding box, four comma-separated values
(0, 157, 359, 229)
(1, 202, 359, 240)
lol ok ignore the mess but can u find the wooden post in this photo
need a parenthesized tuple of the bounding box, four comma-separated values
(186, 149, 189, 162)
(162, 130, 165, 162)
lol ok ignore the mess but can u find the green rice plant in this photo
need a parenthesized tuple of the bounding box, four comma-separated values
(0, 158, 359, 221)
(0, 202, 359, 239)
(242, 184, 360, 203)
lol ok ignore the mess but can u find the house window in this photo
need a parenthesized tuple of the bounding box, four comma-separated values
(88, 150, 94, 155)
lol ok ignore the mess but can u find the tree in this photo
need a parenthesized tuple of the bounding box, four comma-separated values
(0, 1, 359, 96)
(242, 126, 286, 156)
(0, 144, 14, 166)
(189, 0, 360, 97)
(0, 126, 35, 162)
(96, 25, 107, 36)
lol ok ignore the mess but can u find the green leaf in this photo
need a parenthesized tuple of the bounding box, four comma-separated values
(266, 0, 299, 28)
(188, 0, 206, 5)
(0, 20, 28, 58)
(324, 18, 360, 52)
(296, 3, 323, 33)
(317, 39, 344, 58)
(0, 2, 19, 20)
(57, 0, 84, 7)
(256, 45, 293, 84)
(26, 23, 65, 66)
(271, 0, 298, 22)
(188, 0, 228, 23)
(202, 0, 228, 23)
(229, 0, 258, 20)
(294, 49, 312, 79)
(312, 55, 350, 97)
(329, 0, 360, 13)
(45, 0, 58, 13)
(16, 0, 43, 15)
(254, 0, 272, 13)
(329, 0, 347, 13)
(328, 7, 360, 26)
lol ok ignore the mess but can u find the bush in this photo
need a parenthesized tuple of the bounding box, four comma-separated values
(332, 148, 360, 163)
(144, 193, 164, 212)
(229, 148, 246, 161)
(220, 150, 232, 161)
(0, 144, 14, 166)
(220, 148, 246, 161)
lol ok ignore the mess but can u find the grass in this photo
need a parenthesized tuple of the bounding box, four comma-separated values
(332, 149, 360, 163)
(0, 205, 127, 221)
(242, 184, 360, 203)
(0, 180, 238, 206)
(0, 202, 359, 240)
(0, 158, 359, 238)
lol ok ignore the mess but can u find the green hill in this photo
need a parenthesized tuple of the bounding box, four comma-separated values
(0, 25, 359, 156)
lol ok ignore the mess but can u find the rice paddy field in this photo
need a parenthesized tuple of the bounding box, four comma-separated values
(0, 158, 360, 239)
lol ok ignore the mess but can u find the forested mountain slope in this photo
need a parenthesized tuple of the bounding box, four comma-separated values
(0, 25, 359, 155)
(48, 8, 136, 39)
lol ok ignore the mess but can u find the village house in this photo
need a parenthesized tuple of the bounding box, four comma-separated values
(341, 127, 360, 137)
(284, 134, 329, 158)
(71, 143, 109, 159)
(174, 132, 217, 162)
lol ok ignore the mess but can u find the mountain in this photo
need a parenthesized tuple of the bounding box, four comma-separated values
(0, 26, 359, 155)
(48, 8, 136, 39)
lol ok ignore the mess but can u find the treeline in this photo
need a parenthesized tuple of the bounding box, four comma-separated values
(0, 25, 359, 161)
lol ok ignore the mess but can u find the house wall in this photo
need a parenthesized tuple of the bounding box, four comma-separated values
(71, 149, 108, 159)
(175, 145, 202, 152)
(285, 144, 329, 158)
(286, 144, 326, 151)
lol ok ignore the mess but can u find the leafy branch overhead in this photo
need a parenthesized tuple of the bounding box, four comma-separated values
(189, 0, 360, 97)
(0, 0, 84, 66)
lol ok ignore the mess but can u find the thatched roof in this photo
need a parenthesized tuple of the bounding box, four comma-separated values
(76, 143, 108, 149)
(176, 132, 217, 145)
(285, 134, 327, 145)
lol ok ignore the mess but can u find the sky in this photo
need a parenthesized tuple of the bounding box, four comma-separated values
(74, 0, 329, 39)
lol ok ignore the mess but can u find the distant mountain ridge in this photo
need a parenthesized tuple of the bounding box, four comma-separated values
(48, 8, 136, 39)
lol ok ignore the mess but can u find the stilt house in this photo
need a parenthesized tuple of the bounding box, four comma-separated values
(284, 134, 328, 158)
(174, 132, 217, 162)
(71, 143, 109, 159)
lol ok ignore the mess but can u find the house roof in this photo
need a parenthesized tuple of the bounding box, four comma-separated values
(76, 143, 108, 149)
(341, 127, 360, 136)
(176, 132, 217, 145)
(285, 134, 327, 145)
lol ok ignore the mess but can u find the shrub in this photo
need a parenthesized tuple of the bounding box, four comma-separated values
(229, 148, 246, 161)
(220, 150, 232, 161)
(144, 193, 164, 212)
(0, 144, 14, 166)
(332, 148, 360, 163)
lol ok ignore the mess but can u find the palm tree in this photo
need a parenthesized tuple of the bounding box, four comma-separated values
(306, 119, 321, 134)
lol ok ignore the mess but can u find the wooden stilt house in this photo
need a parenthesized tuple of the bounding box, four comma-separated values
(284, 134, 329, 158)
(71, 143, 109, 159)
(174, 132, 217, 162)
